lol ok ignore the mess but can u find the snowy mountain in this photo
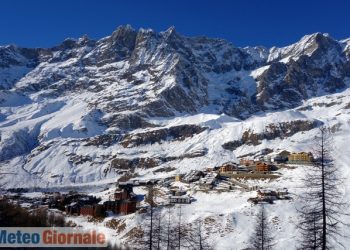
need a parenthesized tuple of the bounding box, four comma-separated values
(0, 25, 350, 188)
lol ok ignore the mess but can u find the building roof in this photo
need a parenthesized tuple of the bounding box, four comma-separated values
(258, 189, 277, 194)
(200, 172, 217, 184)
(170, 195, 191, 199)
(290, 152, 312, 155)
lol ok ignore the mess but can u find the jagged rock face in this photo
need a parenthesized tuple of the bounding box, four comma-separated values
(2, 28, 350, 122)
(1, 26, 350, 186)
(108, 148, 208, 172)
(255, 33, 350, 109)
(110, 157, 160, 170)
(121, 125, 207, 148)
(0, 27, 253, 120)
(222, 120, 322, 151)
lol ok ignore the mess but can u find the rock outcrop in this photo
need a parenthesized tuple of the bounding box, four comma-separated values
(121, 125, 207, 148)
(222, 120, 322, 150)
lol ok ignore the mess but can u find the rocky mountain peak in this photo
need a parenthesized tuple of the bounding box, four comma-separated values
(1, 26, 350, 187)
(111, 24, 136, 38)
(77, 34, 94, 46)
(1, 26, 350, 115)
(163, 26, 177, 35)
(134, 28, 156, 45)
(267, 32, 341, 63)
(160, 26, 182, 43)
(109, 25, 138, 48)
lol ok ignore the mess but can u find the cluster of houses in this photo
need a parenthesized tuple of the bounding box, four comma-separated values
(239, 150, 314, 169)
(238, 159, 277, 172)
(265, 151, 314, 165)
(171, 149, 314, 189)
(218, 162, 249, 173)
(1, 149, 313, 219)
(165, 149, 312, 206)
(0, 185, 141, 219)
(0, 193, 51, 210)
(168, 188, 191, 204)
(64, 195, 102, 217)
(171, 164, 248, 197)
(287, 152, 314, 164)
(0, 191, 103, 213)
(65, 183, 139, 217)
(248, 188, 291, 204)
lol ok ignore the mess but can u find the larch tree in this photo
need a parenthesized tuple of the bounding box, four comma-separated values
(188, 219, 212, 250)
(297, 127, 349, 249)
(249, 205, 274, 250)
(141, 184, 157, 250)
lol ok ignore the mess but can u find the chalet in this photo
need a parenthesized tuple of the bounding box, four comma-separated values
(121, 201, 138, 214)
(273, 155, 287, 163)
(239, 159, 256, 166)
(249, 189, 280, 204)
(273, 150, 290, 163)
(169, 195, 191, 204)
(169, 188, 187, 197)
(80, 205, 95, 216)
(80, 204, 105, 217)
(255, 162, 275, 172)
(219, 162, 238, 173)
(65, 184, 138, 216)
(288, 152, 313, 164)
(104, 183, 138, 215)
(62, 194, 101, 214)
(251, 188, 290, 202)
(257, 189, 278, 200)
(103, 200, 118, 213)
(257, 188, 289, 200)
(114, 189, 131, 201)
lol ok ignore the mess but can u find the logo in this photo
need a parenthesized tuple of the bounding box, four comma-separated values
(0, 227, 107, 248)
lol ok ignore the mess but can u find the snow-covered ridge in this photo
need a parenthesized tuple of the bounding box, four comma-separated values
(0, 26, 350, 188)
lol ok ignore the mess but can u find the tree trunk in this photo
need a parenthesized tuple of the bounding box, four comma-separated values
(149, 205, 153, 250)
(321, 130, 326, 250)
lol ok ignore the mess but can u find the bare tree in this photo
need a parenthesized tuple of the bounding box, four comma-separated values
(163, 207, 176, 250)
(148, 186, 155, 250)
(249, 205, 274, 250)
(142, 205, 178, 250)
(141, 185, 157, 250)
(298, 209, 322, 249)
(154, 210, 162, 250)
(188, 219, 212, 250)
(297, 127, 348, 249)
(177, 205, 182, 250)
(173, 205, 192, 249)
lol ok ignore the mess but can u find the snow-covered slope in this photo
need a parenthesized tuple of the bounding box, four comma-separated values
(0, 26, 350, 188)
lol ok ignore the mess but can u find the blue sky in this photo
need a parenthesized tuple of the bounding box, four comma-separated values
(0, 0, 349, 48)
